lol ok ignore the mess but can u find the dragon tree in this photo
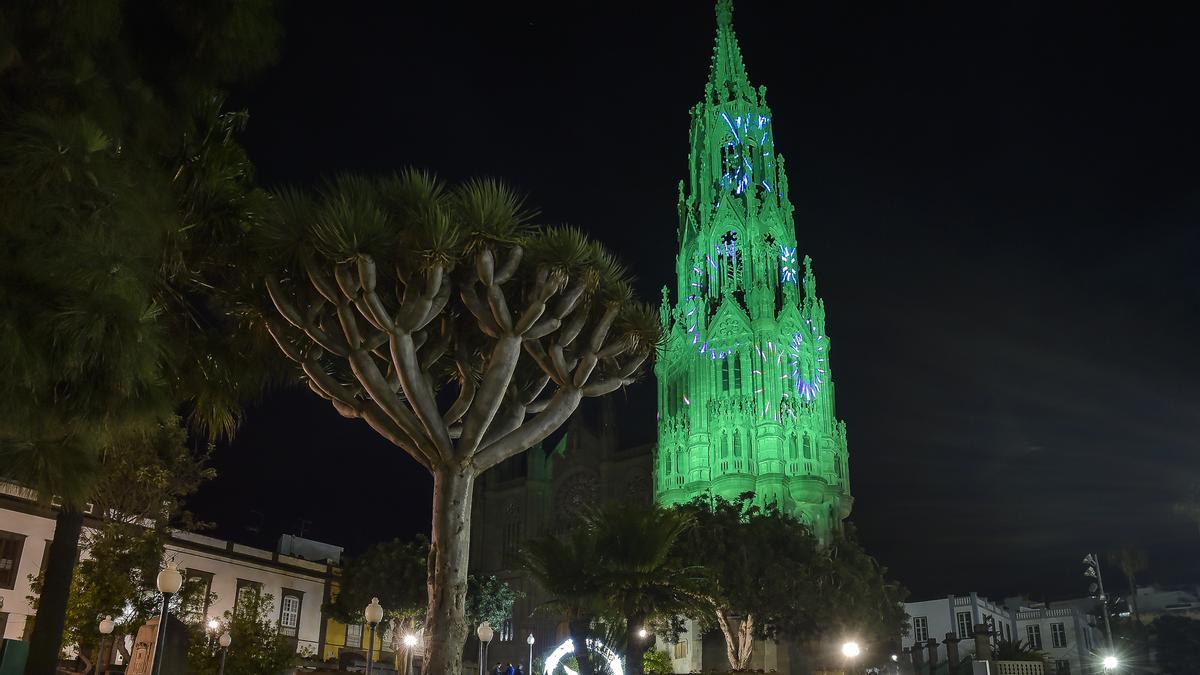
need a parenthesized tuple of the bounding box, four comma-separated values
(252, 172, 658, 674)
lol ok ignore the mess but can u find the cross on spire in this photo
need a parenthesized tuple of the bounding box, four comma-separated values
(707, 0, 757, 105)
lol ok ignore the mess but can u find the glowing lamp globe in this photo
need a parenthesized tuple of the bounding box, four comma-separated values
(1103, 656, 1118, 671)
(157, 562, 183, 594)
(842, 642, 861, 658)
(477, 621, 494, 643)
(527, 633, 535, 646)
(98, 616, 115, 635)
(404, 634, 418, 648)
(219, 632, 232, 648)
(207, 618, 221, 632)
(364, 597, 384, 625)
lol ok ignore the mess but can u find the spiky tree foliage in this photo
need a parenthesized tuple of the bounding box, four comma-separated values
(252, 171, 660, 674)
(0, 2, 280, 671)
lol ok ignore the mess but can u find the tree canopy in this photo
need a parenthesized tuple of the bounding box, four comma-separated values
(673, 495, 908, 670)
(250, 170, 660, 673)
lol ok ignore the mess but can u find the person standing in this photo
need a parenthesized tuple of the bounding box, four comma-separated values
(505, 663, 515, 675)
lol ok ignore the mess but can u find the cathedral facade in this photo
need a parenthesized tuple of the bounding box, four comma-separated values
(655, 0, 852, 543)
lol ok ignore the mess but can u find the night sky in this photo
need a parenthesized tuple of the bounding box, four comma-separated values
(188, 0, 1200, 602)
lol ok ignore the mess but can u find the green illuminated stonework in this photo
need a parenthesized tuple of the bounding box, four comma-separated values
(654, 0, 852, 540)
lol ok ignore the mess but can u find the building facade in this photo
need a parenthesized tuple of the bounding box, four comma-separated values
(468, 399, 652, 668)
(902, 594, 1102, 675)
(0, 482, 399, 670)
(654, 0, 851, 543)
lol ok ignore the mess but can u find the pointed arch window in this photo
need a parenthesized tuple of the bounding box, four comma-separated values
(732, 431, 742, 458)
(802, 434, 812, 459)
(789, 434, 799, 460)
(732, 353, 742, 393)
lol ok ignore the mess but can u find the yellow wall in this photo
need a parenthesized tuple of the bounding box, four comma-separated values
(321, 577, 390, 663)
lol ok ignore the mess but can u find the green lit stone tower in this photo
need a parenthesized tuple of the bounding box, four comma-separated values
(655, 0, 852, 541)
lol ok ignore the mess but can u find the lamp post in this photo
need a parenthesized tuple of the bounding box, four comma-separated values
(218, 632, 231, 675)
(1083, 554, 1116, 652)
(150, 561, 183, 675)
(1102, 655, 1119, 672)
(526, 633, 535, 673)
(841, 641, 861, 675)
(97, 615, 115, 675)
(477, 621, 494, 675)
(403, 633, 418, 675)
(364, 597, 384, 675)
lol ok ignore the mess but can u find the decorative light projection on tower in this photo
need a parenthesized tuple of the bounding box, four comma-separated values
(654, 0, 852, 541)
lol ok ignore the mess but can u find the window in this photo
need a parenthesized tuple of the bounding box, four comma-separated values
(1050, 622, 1066, 648)
(184, 570, 214, 619)
(345, 623, 363, 648)
(802, 434, 812, 459)
(279, 590, 303, 639)
(1006, 623, 1011, 641)
(1026, 624, 1042, 649)
(912, 616, 928, 643)
(235, 579, 263, 611)
(0, 532, 25, 590)
(0, 612, 7, 639)
(500, 617, 514, 642)
(957, 611, 973, 639)
(1055, 660, 1070, 674)
(674, 639, 688, 659)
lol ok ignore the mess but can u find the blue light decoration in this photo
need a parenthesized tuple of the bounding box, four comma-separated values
(787, 319, 827, 401)
(780, 245, 798, 283)
(718, 112, 772, 196)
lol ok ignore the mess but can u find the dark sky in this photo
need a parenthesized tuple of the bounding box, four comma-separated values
(189, 0, 1200, 601)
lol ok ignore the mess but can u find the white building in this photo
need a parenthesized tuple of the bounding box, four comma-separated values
(0, 482, 339, 657)
(1132, 584, 1200, 622)
(903, 593, 1102, 675)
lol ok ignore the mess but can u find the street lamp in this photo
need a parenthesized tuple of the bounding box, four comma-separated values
(526, 633, 535, 674)
(364, 597, 384, 675)
(150, 561, 183, 675)
(1083, 554, 1116, 652)
(637, 628, 648, 639)
(218, 632, 232, 675)
(1102, 655, 1119, 671)
(403, 633, 418, 675)
(98, 615, 115, 675)
(477, 621, 494, 675)
(842, 641, 861, 675)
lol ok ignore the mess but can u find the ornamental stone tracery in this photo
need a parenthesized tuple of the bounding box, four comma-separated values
(654, 0, 852, 541)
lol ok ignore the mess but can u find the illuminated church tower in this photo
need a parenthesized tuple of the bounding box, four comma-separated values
(655, 0, 852, 541)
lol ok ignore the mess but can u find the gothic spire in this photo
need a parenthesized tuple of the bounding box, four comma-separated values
(707, 0, 756, 105)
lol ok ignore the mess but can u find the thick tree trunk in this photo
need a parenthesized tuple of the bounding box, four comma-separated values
(568, 618, 597, 675)
(26, 505, 84, 675)
(422, 465, 475, 675)
(624, 613, 649, 675)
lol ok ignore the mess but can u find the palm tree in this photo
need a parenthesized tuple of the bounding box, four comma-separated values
(1108, 547, 1149, 623)
(252, 172, 660, 674)
(587, 503, 706, 675)
(524, 527, 606, 675)
(992, 638, 1047, 664)
(523, 503, 706, 675)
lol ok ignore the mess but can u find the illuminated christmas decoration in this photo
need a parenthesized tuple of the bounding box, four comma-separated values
(655, 0, 852, 540)
(542, 638, 624, 675)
